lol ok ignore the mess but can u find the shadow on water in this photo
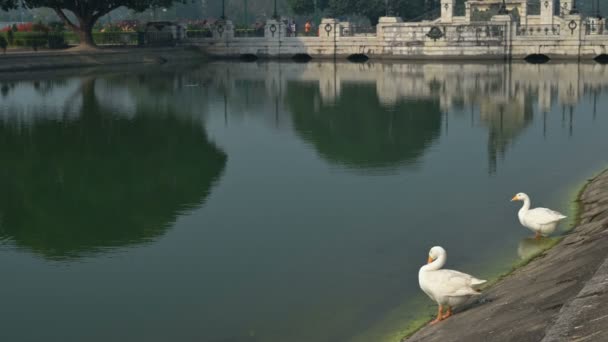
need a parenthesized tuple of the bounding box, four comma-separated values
(285, 81, 442, 172)
(0, 77, 227, 260)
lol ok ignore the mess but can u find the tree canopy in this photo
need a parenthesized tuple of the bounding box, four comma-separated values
(0, 0, 186, 47)
(286, 0, 435, 25)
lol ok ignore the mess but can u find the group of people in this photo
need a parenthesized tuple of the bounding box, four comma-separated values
(284, 19, 316, 37)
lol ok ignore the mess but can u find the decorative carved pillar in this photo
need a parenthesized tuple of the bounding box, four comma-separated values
(540, 0, 554, 24)
(441, 0, 455, 23)
(560, 0, 572, 16)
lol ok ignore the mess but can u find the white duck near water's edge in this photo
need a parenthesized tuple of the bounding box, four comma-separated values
(511, 193, 567, 239)
(418, 246, 486, 325)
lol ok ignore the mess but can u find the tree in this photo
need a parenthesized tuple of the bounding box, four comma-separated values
(0, 0, 187, 48)
(326, 0, 385, 24)
(313, 0, 438, 24)
(288, 0, 329, 15)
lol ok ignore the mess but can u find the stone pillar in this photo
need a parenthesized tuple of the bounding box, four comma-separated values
(540, 0, 554, 25)
(441, 0, 455, 23)
(377, 16, 403, 39)
(586, 17, 605, 35)
(559, 0, 572, 16)
(465, 2, 472, 23)
(563, 14, 582, 38)
(599, 18, 606, 34)
(264, 19, 286, 40)
(341, 22, 352, 36)
(319, 18, 340, 39)
(491, 15, 513, 60)
(519, 1, 528, 25)
(212, 20, 234, 41)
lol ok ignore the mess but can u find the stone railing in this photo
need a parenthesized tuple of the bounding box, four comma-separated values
(516, 24, 561, 36)
(343, 24, 377, 37)
(584, 19, 607, 35)
(189, 14, 607, 60)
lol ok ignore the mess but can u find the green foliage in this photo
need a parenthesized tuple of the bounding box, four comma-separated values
(288, 0, 329, 15)
(1, 31, 67, 49)
(321, 0, 430, 25)
(10, 31, 46, 48)
(0, 0, 188, 46)
(394, 0, 430, 21)
(6, 28, 13, 44)
(1, 0, 186, 13)
(48, 21, 66, 32)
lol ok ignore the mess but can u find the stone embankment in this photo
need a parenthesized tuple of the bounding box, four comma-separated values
(406, 169, 608, 342)
(0, 47, 205, 73)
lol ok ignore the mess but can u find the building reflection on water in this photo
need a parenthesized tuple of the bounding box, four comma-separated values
(194, 61, 608, 174)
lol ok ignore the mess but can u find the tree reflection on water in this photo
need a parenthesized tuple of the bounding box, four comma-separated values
(0, 77, 226, 260)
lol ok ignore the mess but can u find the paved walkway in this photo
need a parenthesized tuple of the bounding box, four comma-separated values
(406, 169, 608, 342)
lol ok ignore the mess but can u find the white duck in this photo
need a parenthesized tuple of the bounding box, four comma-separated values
(418, 246, 486, 324)
(511, 192, 567, 239)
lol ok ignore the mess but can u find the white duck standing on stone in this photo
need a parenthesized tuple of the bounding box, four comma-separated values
(418, 246, 486, 324)
(511, 192, 567, 239)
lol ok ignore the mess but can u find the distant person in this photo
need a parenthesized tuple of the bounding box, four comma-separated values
(305, 20, 311, 36)
(291, 21, 296, 37)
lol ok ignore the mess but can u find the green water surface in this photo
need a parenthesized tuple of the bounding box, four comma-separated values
(0, 61, 607, 342)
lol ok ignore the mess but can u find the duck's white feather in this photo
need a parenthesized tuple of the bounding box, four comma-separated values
(515, 193, 567, 236)
(524, 207, 567, 225)
(419, 247, 486, 308)
(422, 269, 485, 297)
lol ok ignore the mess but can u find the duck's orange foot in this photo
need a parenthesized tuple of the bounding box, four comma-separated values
(442, 307, 453, 320)
(429, 305, 444, 325)
(429, 318, 443, 325)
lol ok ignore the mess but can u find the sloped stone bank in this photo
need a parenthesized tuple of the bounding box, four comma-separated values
(406, 169, 608, 342)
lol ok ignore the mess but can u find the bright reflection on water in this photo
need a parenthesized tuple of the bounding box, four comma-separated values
(0, 61, 607, 342)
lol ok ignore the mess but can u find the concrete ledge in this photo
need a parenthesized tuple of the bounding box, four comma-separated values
(0, 46, 206, 73)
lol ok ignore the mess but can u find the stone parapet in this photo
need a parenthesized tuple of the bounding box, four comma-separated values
(264, 19, 286, 40)
(191, 15, 608, 60)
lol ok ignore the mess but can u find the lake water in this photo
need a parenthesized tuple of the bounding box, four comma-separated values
(1, 61, 608, 342)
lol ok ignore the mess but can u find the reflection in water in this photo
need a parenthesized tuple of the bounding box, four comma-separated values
(0, 77, 226, 260)
(202, 62, 608, 174)
(1, 62, 608, 342)
(518, 237, 559, 260)
(286, 81, 442, 171)
(481, 100, 534, 174)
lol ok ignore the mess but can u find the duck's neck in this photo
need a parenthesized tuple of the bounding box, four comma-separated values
(422, 253, 446, 271)
(519, 197, 531, 215)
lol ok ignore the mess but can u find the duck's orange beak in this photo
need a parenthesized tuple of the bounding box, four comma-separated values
(427, 256, 434, 264)
(511, 195, 518, 201)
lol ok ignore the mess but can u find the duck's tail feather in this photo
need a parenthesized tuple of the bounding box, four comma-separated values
(471, 278, 487, 287)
